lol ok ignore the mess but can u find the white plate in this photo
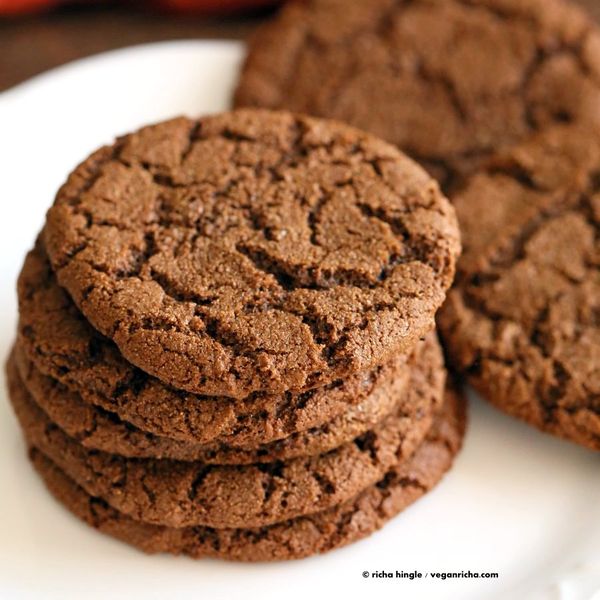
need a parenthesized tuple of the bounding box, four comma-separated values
(0, 40, 599, 600)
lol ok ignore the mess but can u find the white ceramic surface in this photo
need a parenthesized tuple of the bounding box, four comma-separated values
(0, 40, 598, 600)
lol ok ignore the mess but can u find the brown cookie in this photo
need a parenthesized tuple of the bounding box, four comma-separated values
(18, 243, 412, 447)
(11, 333, 444, 463)
(28, 384, 466, 562)
(438, 124, 600, 450)
(8, 344, 447, 529)
(43, 109, 459, 398)
(234, 0, 600, 190)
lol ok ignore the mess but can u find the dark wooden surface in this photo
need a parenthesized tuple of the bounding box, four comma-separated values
(1, 0, 599, 93)
(0, 6, 262, 92)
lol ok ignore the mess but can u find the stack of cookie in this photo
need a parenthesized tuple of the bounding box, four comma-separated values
(7, 109, 464, 560)
(235, 0, 600, 451)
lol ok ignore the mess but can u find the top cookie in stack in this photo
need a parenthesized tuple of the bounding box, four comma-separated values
(42, 109, 459, 398)
(9, 108, 464, 561)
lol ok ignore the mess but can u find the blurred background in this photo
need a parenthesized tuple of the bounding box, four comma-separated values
(0, 0, 599, 93)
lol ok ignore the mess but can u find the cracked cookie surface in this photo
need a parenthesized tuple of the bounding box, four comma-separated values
(42, 109, 459, 398)
(234, 0, 600, 190)
(8, 338, 447, 529)
(18, 243, 414, 446)
(10, 332, 443, 463)
(27, 383, 464, 561)
(438, 124, 600, 450)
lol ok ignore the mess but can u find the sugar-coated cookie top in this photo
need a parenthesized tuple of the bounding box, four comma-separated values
(44, 109, 459, 398)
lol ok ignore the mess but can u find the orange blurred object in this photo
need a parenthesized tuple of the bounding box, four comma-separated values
(0, 0, 63, 14)
(0, 0, 280, 14)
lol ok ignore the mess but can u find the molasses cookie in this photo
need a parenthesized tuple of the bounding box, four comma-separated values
(10, 332, 444, 464)
(43, 109, 460, 397)
(28, 383, 466, 562)
(234, 0, 600, 189)
(9, 341, 447, 529)
(18, 243, 413, 446)
(438, 124, 600, 450)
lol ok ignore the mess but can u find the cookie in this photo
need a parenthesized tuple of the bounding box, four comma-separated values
(234, 0, 600, 189)
(18, 243, 413, 446)
(43, 109, 460, 397)
(9, 344, 447, 529)
(11, 333, 444, 463)
(28, 383, 466, 561)
(438, 124, 600, 450)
